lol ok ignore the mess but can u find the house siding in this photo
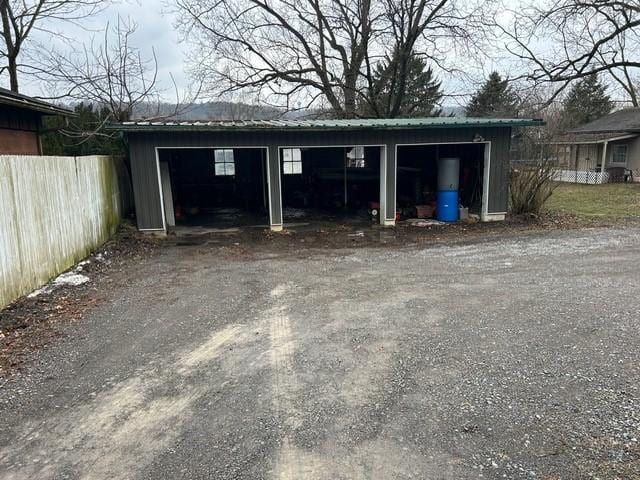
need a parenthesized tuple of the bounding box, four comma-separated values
(0, 105, 43, 155)
(606, 137, 640, 175)
(0, 128, 40, 155)
(126, 127, 512, 230)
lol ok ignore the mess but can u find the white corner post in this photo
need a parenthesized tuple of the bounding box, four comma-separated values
(267, 145, 283, 231)
(159, 161, 175, 228)
(381, 143, 396, 226)
(480, 142, 505, 222)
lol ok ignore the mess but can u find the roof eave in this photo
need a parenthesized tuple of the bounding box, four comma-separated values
(107, 119, 544, 133)
(0, 96, 74, 116)
(546, 133, 639, 145)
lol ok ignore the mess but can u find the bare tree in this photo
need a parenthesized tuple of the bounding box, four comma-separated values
(34, 17, 198, 144)
(0, 0, 108, 92)
(40, 18, 162, 122)
(172, 0, 490, 118)
(361, 0, 481, 117)
(499, 0, 640, 106)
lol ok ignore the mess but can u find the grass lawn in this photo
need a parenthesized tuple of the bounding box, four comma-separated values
(546, 182, 640, 217)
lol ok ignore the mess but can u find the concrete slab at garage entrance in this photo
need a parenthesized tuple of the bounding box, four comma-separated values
(110, 117, 544, 233)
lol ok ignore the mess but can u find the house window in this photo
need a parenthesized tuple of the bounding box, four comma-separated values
(214, 149, 235, 176)
(346, 146, 365, 168)
(611, 145, 628, 165)
(282, 148, 302, 174)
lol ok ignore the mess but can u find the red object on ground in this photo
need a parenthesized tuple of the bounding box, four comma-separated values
(415, 205, 435, 218)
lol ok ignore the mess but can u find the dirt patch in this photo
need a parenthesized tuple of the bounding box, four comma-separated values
(0, 223, 159, 378)
(1, 213, 637, 379)
(169, 212, 640, 260)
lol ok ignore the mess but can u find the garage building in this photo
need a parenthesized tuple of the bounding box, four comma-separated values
(113, 117, 543, 232)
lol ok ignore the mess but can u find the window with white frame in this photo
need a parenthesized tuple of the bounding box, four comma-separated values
(611, 145, 628, 165)
(282, 148, 302, 174)
(346, 146, 365, 168)
(214, 149, 235, 176)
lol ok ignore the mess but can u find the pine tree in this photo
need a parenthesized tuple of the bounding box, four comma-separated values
(562, 75, 613, 128)
(466, 72, 519, 118)
(42, 103, 126, 157)
(363, 54, 443, 118)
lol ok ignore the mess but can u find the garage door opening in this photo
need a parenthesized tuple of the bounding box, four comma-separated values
(158, 147, 269, 230)
(396, 143, 486, 221)
(280, 146, 382, 223)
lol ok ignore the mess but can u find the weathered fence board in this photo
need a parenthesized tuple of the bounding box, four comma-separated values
(0, 155, 127, 308)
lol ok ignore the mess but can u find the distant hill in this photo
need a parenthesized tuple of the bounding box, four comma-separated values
(132, 101, 320, 121)
(441, 106, 465, 117)
(56, 100, 465, 121)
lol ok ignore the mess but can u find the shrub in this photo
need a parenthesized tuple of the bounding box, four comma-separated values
(510, 161, 558, 215)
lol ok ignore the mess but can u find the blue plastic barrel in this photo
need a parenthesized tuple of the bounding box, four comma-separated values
(436, 190, 459, 222)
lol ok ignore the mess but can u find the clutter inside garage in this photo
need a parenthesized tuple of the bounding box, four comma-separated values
(158, 148, 269, 228)
(396, 144, 485, 223)
(281, 146, 381, 222)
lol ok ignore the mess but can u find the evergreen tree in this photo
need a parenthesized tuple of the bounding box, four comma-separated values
(363, 54, 443, 118)
(466, 72, 519, 118)
(562, 75, 613, 128)
(42, 103, 126, 157)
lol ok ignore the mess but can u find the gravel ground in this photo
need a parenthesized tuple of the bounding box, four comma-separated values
(1, 227, 639, 479)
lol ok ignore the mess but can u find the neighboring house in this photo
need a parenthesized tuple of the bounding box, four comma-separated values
(109, 117, 543, 233)
(0, 88, 72, 155)
(549, 108, 640, 184)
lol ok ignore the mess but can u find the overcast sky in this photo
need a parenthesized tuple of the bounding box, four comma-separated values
(24, 0, 189, 99)
(15, 0, 517, 108)
(19, 0, 625, 109)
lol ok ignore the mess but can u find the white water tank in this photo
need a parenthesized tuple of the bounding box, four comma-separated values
(437, 157, 460, 191)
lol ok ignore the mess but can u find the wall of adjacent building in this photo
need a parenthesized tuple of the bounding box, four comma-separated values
(0, 155, 128, 308)
(0, 129, 40, 155)
(0, 105, 43, 155)
(606, 137, 640, 177)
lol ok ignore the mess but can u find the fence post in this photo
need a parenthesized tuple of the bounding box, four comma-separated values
(600, 141, 608, 184)
(574, 145, 579, 183)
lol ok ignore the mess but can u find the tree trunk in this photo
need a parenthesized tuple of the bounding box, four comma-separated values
(8, 53, 18, 92)
(342, 73, 358, 118)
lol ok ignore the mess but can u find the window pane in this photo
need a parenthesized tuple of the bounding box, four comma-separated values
(292, 161, 302, 174)
(283, 162, 293, 174)
(225, 162, 235, 176)
(215, 150, 224, 163)
(225, 149, 234, 163)
(347, 146, 364, 159)
(282, 149, 291, 162)
(215, 163, 226, 175)
(292, 148, 301, 161)
(347, 158, 366, 168)
(613, 145, 627, 164)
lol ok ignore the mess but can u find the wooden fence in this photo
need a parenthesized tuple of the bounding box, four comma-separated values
(0, 155, 130, 308)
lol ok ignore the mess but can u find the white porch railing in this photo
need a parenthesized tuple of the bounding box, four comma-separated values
(553, 169, 610, 185)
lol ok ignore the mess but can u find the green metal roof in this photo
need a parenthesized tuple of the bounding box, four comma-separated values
(110, 117, 544, 132)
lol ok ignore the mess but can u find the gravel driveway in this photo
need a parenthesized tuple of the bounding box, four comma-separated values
(1, 227, 639, 479)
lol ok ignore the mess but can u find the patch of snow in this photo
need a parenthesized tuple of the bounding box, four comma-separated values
(54, 272, 90, 287)
(26, 264, 90, 298)
(27, 286, 50, 298)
